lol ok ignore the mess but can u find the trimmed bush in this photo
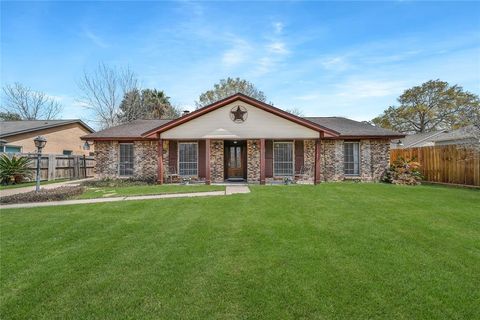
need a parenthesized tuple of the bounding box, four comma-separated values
(82, 178, 156, 188)
(382, 157, 423, 185)
(0, 186, 84, 204)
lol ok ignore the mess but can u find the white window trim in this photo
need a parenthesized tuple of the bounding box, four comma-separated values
(118, 143, 134, 177)
(178, 142, 199, 177)
(2, 145, 23, 153)
(273, 141, 295, 177)
(344, 141, 360, 176)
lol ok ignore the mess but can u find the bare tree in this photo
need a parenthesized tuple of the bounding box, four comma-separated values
(1, 83, 63, 120)
(77, 63, 138, 129)
(284, 107, 304, 116)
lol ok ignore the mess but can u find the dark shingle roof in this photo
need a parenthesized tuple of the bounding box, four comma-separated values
(0, 119, 94, 138)
(391, 130, 446, 148)
(304, 117, 403, 137)
(82, 119, 172, 139)
(83, 117, 404, 140)
(391, 126, 478, 148)
(431, 125, 478, 142)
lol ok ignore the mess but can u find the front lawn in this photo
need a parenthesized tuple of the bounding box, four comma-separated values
(1, 184, 479, 319)
(77, 184, 225, 199)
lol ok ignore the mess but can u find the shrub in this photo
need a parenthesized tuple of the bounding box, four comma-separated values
(82, 177, 156, 188)
(382, 157, 423, 185)
(0, 154, 33, 185)
(0, 186, 84, 204)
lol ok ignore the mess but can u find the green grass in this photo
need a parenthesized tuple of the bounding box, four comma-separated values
(0, 179, 69, 190)
(77, 184, 225, 199)
(1, 184, 479, 319)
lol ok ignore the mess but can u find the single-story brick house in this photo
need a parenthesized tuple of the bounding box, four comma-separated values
(82, 93, 404, 184)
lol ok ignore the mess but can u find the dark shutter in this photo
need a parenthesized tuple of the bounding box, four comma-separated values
(295, 140, 304, 173)
(265, 140, 273, 178)
(169, 140, 177, 173)
(198, 140, 206, 178)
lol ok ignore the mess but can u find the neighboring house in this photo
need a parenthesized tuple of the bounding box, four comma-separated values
(391, 125, 479, 149)
(0, 119, 94, 155)
(82, 93, 404, 184)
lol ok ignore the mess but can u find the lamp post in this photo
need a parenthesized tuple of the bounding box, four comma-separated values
(33, 136, 47, 192)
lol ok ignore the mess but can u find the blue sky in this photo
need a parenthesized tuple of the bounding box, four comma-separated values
(1, 1, 479, 125)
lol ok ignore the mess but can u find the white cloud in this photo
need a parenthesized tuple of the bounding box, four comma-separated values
(221, 39, 251, 67)
(320, 56, 349, 71)
(83, 29, 109, 48)
(336, 79, 406, 98)
(267, 41, 289, 55)
(273, 22, 284, 34)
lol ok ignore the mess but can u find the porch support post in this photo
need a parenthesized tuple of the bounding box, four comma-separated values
(314, 137, 321, 185)
(205, 139, 211, 185)
(157, 135, 163, 184)
(260, 138, 266, 185)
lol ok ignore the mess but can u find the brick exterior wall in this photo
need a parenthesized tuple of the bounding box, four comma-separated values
(369, 139, 390, 181)
(247, 139, 260, 183)
(94, 138, 390, 183)
(303, 140, 315, 182)
(133, 141, 159, 181)
(320, 140, 344, 181)
(162, 140, 170, 182)
(320, 139, 390, 182)
(94, 141, 119, 178)
(210, 140, 224, 183)
(94, 140, 159, 181)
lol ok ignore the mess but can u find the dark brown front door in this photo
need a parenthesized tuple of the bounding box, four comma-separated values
(225, 141, 246, 180)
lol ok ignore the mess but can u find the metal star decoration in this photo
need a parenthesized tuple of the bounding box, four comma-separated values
(231, 106, 247, 123)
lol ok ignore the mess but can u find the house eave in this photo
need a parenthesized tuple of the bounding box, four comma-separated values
(140, 93, 340, 138)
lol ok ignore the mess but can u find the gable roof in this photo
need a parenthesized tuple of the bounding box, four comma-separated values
(391, 130, 447, 148)
(430, 125, 478, 143)
(305, 117, 404, 138)
(391, 125, 478, 148)
(0, 119, 94, 138)
(81, 119, 171, 140)
(141, 93, 340, 138)
(81, 94, 405, 140)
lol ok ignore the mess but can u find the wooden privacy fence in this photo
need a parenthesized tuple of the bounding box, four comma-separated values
(390, 146, 480, 187)
(1, 153, 95, 181)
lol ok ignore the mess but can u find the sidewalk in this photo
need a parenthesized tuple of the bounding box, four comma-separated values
(0, 178, 93, 197)
(0, 185, 250, 209)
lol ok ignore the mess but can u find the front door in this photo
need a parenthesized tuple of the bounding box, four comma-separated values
(225, 141, 246, 180)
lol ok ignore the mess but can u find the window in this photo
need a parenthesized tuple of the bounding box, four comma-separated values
(4, 145, 22, 153)
(63, 150, 73, 156)
(273, 141, 294, 176)
(344, 142, 360, 175)
(228, 146, 241, 168)
(178, 142, 198, 176)
(119, 143, 134, 176)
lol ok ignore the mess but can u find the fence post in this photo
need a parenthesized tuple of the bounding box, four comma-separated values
(73, 156, 80, 179)
(48, 154, 56, 181)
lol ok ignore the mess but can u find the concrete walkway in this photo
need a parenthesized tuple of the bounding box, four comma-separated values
(0, 178, 93, 197)
(0, 185, 250, 209)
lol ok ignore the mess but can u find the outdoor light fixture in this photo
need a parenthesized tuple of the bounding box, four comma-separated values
(252, 141, 258, 150)
(33, 136, 47, 192)
(83, 141, 91, 150)
(396, 140, 404, 147)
